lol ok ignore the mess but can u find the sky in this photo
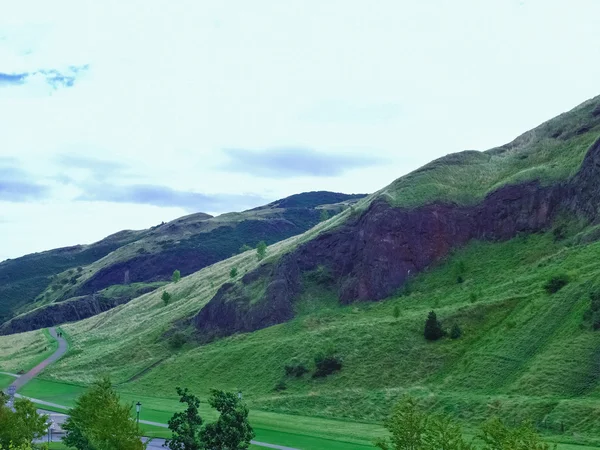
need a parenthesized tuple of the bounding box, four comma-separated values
(1, 0, 600, 262)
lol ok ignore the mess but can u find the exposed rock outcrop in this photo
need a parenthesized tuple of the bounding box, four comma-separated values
(0, 285, 157, 335)
(195, 136, 600, 340)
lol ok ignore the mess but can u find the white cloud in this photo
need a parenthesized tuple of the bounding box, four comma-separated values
(1, 0, 600, 259)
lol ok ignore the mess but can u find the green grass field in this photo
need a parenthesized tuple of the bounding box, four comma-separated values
(3, 226, 598, 448)
(3, 97, 600, 450)
(0, 328, 56, 374)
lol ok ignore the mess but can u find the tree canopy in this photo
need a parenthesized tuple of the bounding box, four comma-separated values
(62, 376, 145, 450)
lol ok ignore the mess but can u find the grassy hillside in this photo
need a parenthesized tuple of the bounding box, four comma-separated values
(0, 230, 144, 323)
(0, 191, 364, 329)
(3, 97, 600, 448)
(377, 95, 600, 208)
(8, 223, 600, 447)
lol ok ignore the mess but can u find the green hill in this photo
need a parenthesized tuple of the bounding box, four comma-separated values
(2, 96, 600, 448)
(0, 191, 365, 333)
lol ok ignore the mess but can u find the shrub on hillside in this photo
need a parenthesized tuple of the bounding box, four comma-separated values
(256, 241, 267, 261)
(393, 305, 400, 319)
(450, 323, 462, 339)
(239, 244, 252, 254)
(424, 311, 445, 341)
(230, 267, 238, 278)
(306, 265, 333, 285)
(162, 291, 172, 306)
(544, 273, 570, 294)
(172, 269, 181, 283)
(284, 360, 309, 377)
(313, 352, 342, 378)
(583, 288, 600, 330)
(169, 332, 186, 350)
(274, 380, 287, 392)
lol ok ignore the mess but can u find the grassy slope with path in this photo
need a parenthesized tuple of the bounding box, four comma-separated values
(3, 97, 600, 449)
(11, 229, 600, 449)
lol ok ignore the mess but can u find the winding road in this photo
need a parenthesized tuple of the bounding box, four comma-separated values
(9, 327, 68, 392)
(7, 326, 298, 450)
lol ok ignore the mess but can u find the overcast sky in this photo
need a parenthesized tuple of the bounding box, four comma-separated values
(1, 0, 599, 261)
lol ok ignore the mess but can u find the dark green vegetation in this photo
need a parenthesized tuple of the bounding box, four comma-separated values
(3, 96, 600, 449)
(0, 393, 48, 449)
(0, 230, 142, 323)
(166, 387, 254, 450)
(62, 377, 144, 450)
(0, 191, 365, 332)
(375, 396, 553, 450)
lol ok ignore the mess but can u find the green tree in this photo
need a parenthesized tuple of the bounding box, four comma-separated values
(166, 388, 203, 450)
(424, 311, 445, 341)
(479, 418, 555, 450)
(62, 377, 144, 450)
(376, 397, 473, 450)
(0, 397, 48, 449)
(239, 244, 252, 254)
(424, 415, 474, 450)
(319, 209, 330, 222)
(172, 270, 181, 283)
(230, 267, 238, 279)
(375, 396, 427, 450)
(201, 390, 255, 450)
(393, 305, 401, 319)
(256, 241, 267, 261)
(162, 291, 172, 306)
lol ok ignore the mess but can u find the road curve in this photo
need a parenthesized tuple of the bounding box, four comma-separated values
(10, 327, 68, 392)
(12, 329, 299, 450)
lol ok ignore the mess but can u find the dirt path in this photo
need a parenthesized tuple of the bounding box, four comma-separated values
(10, 327, 67, 392)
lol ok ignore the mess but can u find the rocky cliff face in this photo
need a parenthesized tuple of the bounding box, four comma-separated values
(195, 136, 600, 340)
(0, 286, 157, 335)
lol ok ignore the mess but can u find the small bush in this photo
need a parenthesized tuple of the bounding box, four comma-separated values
(313, 352, 342, 378)
(274, 380, 287, 392)
(172, 269, 181, 283)
(424, 311, 445, 341)
(162, 291, 172, 306)
(230, 267, 238, 278)
(393, 305, 400, 319)
(256, 241, 267, 261)
(284, 360, 309, 377)
(306, 265, 333, 285)
(450, 323, 462, 339)
(456, 275, 464, 284)
(544, 273, 570, 294)
(584, 288, 600, 330)
(469, 292, 477, 303)
(239, 244, 252, 254)
(169, 332, 186, 349)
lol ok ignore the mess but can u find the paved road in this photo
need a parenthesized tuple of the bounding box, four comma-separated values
(38, 433, 298, 450)
(36, 408, 298, 450)
(0, 371, 19, 377)
(10, 327, 68, 391)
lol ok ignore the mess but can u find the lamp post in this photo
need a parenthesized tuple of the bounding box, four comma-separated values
(136, 402, 142, 426)
(47, 420, 54, 445)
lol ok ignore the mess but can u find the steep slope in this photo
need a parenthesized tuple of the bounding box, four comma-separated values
(3, 96, 600, 444)
(194, 96, 600, 339)
(0, 229, 145, 324)
(0, 191, 365, 333)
